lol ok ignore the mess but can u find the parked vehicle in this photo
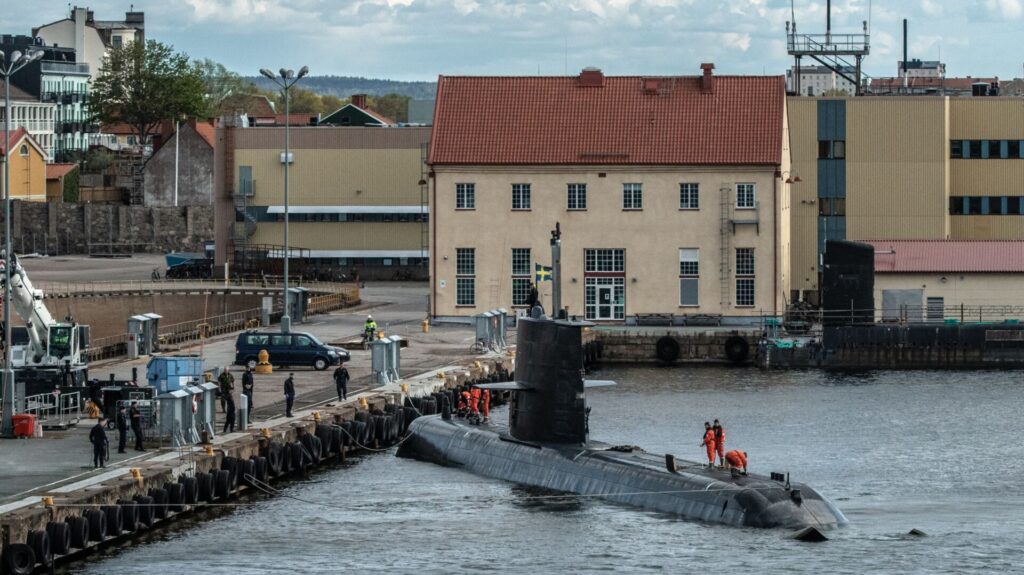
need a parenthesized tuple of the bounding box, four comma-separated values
(234, 330, 349, 370)
(165, 258, 213, 279)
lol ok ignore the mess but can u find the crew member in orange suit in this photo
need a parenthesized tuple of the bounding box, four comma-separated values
(700, 422, 717, 468)
(482, 389, 491, 423)
(469, 387, 481, 415)
(713, 419, 726, 466)
(725, 450, 748, 474)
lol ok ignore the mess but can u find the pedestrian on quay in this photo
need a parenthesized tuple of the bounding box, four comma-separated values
(333, 362, 350, 401)
(90, 417, 109, 469)
(130, 401, 145, 452)
(700, 421, 716, 468)
(218, 367, 235, 413)
(116, 404, 129, 453)
(713, 419, 726, 466)
(223, 394, 236, 434)
(241, 366, 255, 416)
(284, 373, 296, 418)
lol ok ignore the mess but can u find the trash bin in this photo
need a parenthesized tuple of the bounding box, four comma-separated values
(12, 413, 35, 438)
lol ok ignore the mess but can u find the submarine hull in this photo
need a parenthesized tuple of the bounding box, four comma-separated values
(398, 415, 847, 530)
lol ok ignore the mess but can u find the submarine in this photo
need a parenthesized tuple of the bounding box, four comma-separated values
(398, 226, 847, 530)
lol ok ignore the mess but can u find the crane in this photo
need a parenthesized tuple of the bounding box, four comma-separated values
(1, 251, 90, 390)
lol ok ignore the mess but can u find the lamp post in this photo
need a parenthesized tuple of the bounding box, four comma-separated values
(259, 66, 308, 334)
(1, 48, 44, 437)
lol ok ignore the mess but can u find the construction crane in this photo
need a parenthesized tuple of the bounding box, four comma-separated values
(0, 251, 89, 390)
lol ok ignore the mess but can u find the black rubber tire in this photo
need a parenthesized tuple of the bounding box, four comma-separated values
(117, 499, 138, 532)
(47, 521, 71, 556)
(134, 495, 155, 527)
(268, 443, 284, 476)
(180, 476, 198, 506)
(655, 336, 680, 363)
(311, 436, 323, 463)
(253, 456, 269, 483)
(316, 424, 335, 455)
(27, 529, 51, 565)
(165, 481, 185, 512)
(375, 415, 387, 443)
(724, 336, 751, 363)
(301, 434, 321, 465)
(241, 458, 257, 486)
(1, 543, 35, 575)
(331, 426, 344, 454)
(85, 509, 106, 542)
(149, 488, 169, 519)
(102, 505, 122, 537)
(289, 442, 303, 471)
(313, 356, 329, 371)
(221, 456, 239, 491)
(197, 471, 215, 503)
(214, 469, 231, 499)
(280, 443, 293, 474)
(66, 515, 89, 549)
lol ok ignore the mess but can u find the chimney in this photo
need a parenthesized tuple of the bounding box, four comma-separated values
(351, 94, 368, 109)
(578, 67, 604, 87)
(700, 63, 715, 93)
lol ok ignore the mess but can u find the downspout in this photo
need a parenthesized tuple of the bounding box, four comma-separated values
(431, 172, 437, 319)
(773, 168, 779, 317)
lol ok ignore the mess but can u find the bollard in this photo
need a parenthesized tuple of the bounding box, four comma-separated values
(255, 349, 273, 374)
(422, 318, 430, 333)
(238, 394, 249, 431)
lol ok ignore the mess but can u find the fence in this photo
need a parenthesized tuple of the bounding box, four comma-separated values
(23, 391, 82, 429)
(307, 289, 358, 315)
(84, 308, 262, 361)
(36, 279, 358, 297)
(804, 305, 1024, 327)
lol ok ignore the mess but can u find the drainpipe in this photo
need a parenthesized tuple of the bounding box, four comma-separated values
(431, 172, 437, 319)
(773, 169, 779, 317)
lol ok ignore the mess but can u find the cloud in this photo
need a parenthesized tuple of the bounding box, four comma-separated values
(721, 32, 752, 51)
(985, 0, 1023, 19)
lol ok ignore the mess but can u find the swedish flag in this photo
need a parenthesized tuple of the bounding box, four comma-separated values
(535, 263, 553, 282)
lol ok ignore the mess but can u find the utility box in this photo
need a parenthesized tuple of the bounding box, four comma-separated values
(157, 388, 195, 447)
(288, 287, 310, 323)
(142, 313, 163, 352)
(387, 335, 403, 381)
(193, 381, 219, 438)
(147, 355, 205, 394)
(495, 308, 508, 347)
(127, 315, 154, 357)
(370, 339, 392, 385)
(475, 311, 495, 347)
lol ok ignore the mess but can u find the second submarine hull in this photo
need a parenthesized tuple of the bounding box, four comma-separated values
(398, 415, 847, 530)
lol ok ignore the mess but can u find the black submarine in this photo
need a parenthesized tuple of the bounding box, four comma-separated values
(398, 226, 847, 531)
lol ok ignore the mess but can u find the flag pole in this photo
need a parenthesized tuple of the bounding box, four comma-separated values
(550, 222, 562, 319)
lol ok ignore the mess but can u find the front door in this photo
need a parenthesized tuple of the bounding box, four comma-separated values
(597, 285, 615, 320)
(585, 277, 625, 321)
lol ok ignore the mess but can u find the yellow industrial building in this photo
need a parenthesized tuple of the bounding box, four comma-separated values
(0, 128, 48, 202)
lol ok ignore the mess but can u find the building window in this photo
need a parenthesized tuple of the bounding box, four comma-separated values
(112, 35, 123, 48)
(456, 248, 475, 306)
(833, 140, 846, 159)
(735, 248, 755, 307)
(567, 183, 587, 210)
(736, 183, 756, 209)
(1010, 140, 1022, 159)
(511, 248, 531, 306)
(456, 183, 475, 209)
(622, 183, 643, 210)
(969, 140, 983, 158)
(19, 144, 28, 157)
(819, 197, 846, 216)
(679, 183, 699, 210)
(950, 140, 964, 159)
(585, 249, 625, 273)
(989, 140, 1003, 159)
(512, 183, 531, 210)
(679, 248, 699, 307)
(818, 140, 846, 159)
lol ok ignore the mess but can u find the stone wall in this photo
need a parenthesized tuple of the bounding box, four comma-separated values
(594, 329, 761, 364)
(2, 200, 213, 255)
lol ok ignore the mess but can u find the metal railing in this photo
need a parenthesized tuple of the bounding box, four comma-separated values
(37, 279, 357, 297)
(23, 391, 82, 428)
(157, 307, 263, 346)
(779, 304, 1024, 329)
(307, 290, 357, 315)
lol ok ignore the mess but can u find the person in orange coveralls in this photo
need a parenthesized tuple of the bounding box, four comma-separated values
(713, 419, 726, 466)
(482, 389, 491, 423)
(725, 450, 748, 474)
(700, 422, 716, 467)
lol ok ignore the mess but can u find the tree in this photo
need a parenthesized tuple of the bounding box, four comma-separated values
(195, 57, 251, 111)
(370, 93, 410, 123)
(90, 40, 208, 144)
(320, 94, 344, 114)
(62, 167, 80, 203)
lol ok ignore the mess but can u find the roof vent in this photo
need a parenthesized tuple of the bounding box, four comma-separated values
(700, 63, 715, 94)
(642, 78, 660, 93)
(578, 67, 604, 87)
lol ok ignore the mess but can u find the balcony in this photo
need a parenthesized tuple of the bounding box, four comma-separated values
(41, 62, 90, 75)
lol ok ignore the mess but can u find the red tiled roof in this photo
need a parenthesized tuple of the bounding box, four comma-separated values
(429, 72, 785, 165)
(194, 122, 216, 148)
(1, 127, 30, 156)
(46, 163, 78, 179)
(101, 123, 137, 135)
(865, 240, 1024, 273)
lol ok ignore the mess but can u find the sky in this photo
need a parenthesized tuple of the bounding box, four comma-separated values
(3, 0, 1023, 81)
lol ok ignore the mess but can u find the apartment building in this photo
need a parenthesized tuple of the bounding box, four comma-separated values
(0, 79, 55, 160)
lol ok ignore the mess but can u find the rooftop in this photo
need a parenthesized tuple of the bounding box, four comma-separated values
(429, 66, 785, 166)
(0, 81, 37, 102)
(46, 163, 78, 179)
(866, 240, 1024, 273)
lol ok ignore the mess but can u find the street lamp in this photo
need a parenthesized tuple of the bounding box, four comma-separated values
(1, 48, 44, 437)
(259, 66, 308, 334)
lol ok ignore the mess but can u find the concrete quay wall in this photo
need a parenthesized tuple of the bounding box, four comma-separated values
(0, 352, 513, 570)
(592, 329, 761, 365)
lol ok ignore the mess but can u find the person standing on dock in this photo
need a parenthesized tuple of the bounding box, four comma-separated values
(241, 366, 255, 416)
(130, 401, 145, 451)
(713, 420, 726, 466)
(90, 418, 109, 468)
(218, 368, 235, 413)
(700, 422, 716, 468)
(284, 373, 296, 417)
(116, 405, 129, 453)
(333, 363, 350, 401)
(223, 394, 237, 434)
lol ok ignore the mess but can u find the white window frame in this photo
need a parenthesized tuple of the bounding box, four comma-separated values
(736, 183, 756, 209)
(679, 183, 700, 210)
(511, 183, 531, 210)
(735, 248, 755, 307)
(456, 247, 475, 306)
(679, 248, 699, 307)
(622, 183, 643, 210)
(456, 183, 476, 210)
(567, 183, 587, 210)
(511, 248, 531, 306)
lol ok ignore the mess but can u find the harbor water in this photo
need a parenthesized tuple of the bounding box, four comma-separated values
(72, 366, 1024, 574)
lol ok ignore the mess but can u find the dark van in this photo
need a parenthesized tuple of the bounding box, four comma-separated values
(234, 331, 350, 370)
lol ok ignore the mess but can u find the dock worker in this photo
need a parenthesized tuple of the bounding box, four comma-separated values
(725, 450, 748, 474)
(130, 401, 145, 451)
(333, 362, 350, 401)
(90, 417, 109, 468)
(459, 390, 471, 415)
(700, 422, 716, 468)
(713, 419, 726, 466)
(482, 389, 491, 423)
(241, 366, 255, 416)
(364, 315, 377, 338)
(284, 373, 296, 418)
(218, 368, 235, 413)
(116, 405, 129, 453)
